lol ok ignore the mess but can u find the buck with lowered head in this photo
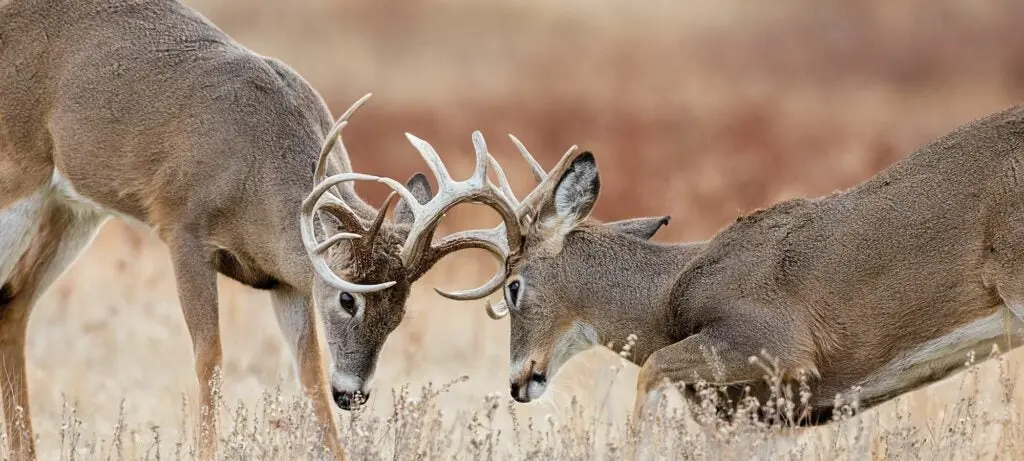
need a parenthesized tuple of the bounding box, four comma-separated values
(0, 1, 518, 459)
(451, 106, 1024, 424)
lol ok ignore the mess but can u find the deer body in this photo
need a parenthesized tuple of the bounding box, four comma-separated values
(0, 1, 347, 458)
(2, 0, 332, 286)
(2, 1, 522, 459)
(467, 104, 1024, 425)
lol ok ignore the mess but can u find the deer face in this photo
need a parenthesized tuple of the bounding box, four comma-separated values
(484, 148, 671, 403)
(312, 223, 413, 410)
(301, 98, 525, 412)
(501, 151, 603, 402)
(310, 173, 432, 410)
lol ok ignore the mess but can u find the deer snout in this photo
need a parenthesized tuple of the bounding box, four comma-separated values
(332, 387, 370, 410)
(510, 371, 547, 403)
(331, 371, 371, 411)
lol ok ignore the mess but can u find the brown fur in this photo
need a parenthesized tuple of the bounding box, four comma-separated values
(0, 1, 436, 459)
(497, 104, 1024, 426)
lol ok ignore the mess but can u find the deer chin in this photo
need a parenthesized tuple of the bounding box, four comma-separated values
(513, 321, 599, 401)
(526, 379, 548, 401)
(546, 321, 599, 378)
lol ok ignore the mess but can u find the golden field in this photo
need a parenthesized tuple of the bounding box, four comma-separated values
(7, 0, 1024, 459)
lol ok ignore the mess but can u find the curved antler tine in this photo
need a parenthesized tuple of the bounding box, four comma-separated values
(376, 177, 424, 220)
(404, 133, 452, 186)
(436, 271, 506, 301)
(366, 191, 398, 246)
(508, 134, 547, 182)
(427, 227, 508, 301)
(315, 120, 347, 184)
(338, 92, 374, 123)
(316, 200, 367, 237)
(470, 131, 490, 183)
(314, 92, 372, 185)
(303, 173, 382, 212)
(313, 231, 362, 255)
(300, 171, 400, 293)
(487, 154, 519, 207)
(485, 299, 510, 319)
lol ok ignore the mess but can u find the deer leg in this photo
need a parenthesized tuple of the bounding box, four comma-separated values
(632, 333, 770, 423)
(169, 236, 222, 461)
(0, 189, 46, 284)
(270, 288, 345, 461)
(0, 199, 104, 460)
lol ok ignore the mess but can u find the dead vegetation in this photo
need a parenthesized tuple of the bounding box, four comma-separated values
(7, 0, 1024, 459)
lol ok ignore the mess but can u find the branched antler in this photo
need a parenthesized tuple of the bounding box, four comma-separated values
(301, 97, 525, 294)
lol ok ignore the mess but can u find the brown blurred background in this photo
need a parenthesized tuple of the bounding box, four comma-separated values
(197, 0, 1024, 241)
(22, 0, 1024, 455)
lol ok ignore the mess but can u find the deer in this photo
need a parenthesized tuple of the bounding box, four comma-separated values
(447, 105, 1024, 428)
(0, 1, 519, 459)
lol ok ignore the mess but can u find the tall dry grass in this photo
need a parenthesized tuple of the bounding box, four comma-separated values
(7, 0, 1024, 459)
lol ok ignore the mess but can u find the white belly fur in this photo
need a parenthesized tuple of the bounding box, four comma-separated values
(855, 307, 1024, 403)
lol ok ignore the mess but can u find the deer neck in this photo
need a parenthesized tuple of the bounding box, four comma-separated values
(562, 229, 705, 365)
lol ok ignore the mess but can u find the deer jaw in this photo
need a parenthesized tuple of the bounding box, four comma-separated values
(505, 225, 698, 402)
(311, 226, 411, 409)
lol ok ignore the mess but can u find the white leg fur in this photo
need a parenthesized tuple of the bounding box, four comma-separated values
(0, 189, 47, 284)
(26, 207, 107, 305)
(270, 288, 313, 381)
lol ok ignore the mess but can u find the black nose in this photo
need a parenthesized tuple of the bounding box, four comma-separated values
(510, 382, 530, 403)
(332, 388, 369, 410)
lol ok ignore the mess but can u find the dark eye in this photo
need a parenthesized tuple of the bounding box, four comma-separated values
(339, 292, 357, 316)
(507, 280, 520, 306)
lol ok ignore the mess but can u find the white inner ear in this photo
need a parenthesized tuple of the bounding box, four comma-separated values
(553, 169, 584, 218)
(550, 160, 598, 229)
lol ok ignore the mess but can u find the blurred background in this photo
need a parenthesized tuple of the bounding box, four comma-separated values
(24, 0, 1024, 454)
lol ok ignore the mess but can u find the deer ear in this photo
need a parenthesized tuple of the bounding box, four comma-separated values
(550, 152, 600, 225)
(605, 216, 670, 240)
(395, 172, 433, 226)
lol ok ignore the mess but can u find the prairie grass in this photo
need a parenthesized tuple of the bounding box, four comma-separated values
(6, 340, 1022, 460)
(7, 0, 1024, 460)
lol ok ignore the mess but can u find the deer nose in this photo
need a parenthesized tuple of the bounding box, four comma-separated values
(332, 387, 370, 410)
(510, 381, 528, 403)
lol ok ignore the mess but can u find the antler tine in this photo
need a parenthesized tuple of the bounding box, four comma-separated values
(422, 226, 510, 298)
(485, 299, 510, 320)
(314, 92, 373, 185)
(487, 154, 519, 208)
(405, 134, 452, 188)
(508, 134, 548, 182)
(366, 191, 398, 247)
(300, 173, 397, 293)
(394, 131, 523, 270)
(437, 135, 577, 303)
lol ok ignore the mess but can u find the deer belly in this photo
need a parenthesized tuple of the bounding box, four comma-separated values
(853, 308, 1023, 404)
(51, 170, 141, 226)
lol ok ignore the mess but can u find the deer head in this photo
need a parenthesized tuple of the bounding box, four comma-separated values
(435, 136, 675, 402)
(299, 96, 522, 408)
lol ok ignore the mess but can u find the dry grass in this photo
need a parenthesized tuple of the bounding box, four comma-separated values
(7, 0, 1024, 459)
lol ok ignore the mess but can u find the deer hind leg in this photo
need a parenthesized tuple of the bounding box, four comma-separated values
(168, 234, 222, 461)
(0, 198, 105, 460)
(270, 288, 345, 461)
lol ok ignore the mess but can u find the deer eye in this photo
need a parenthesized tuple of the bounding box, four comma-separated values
(339, 292, 357, 316)
(507, 280, 521, 306)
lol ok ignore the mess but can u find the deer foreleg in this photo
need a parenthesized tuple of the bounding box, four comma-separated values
(270, 288, 345, 460)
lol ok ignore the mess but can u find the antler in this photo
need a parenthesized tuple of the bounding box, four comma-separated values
(304, 125, 526, 294)
(433, 135, 580, 309)
(300, 93, 402, 293)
